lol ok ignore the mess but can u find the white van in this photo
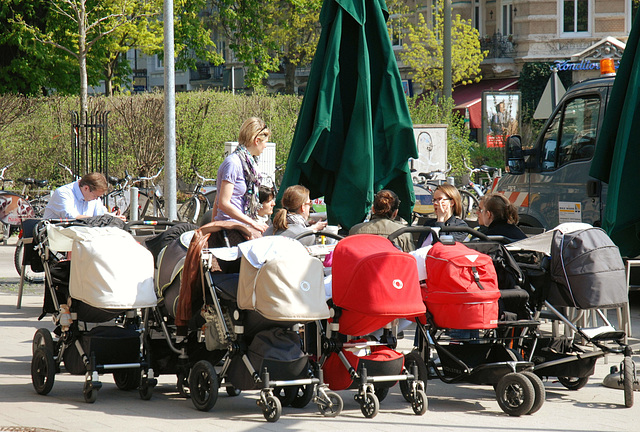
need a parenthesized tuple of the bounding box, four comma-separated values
(495, 76, 616, 230)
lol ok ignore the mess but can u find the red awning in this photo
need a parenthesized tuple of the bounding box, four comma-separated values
(453, 79, 519, 129)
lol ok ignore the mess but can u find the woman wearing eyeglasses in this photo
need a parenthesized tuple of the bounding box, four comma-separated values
(265, 185, 327, 246)
(418, 183, 468, 246)
(213, 117, 271, 233)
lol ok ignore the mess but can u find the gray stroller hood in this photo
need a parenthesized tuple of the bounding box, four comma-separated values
(549, 227, 628, 309)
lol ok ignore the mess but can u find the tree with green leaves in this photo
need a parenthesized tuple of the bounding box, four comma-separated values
(399, 0, 487, 94)
(10, 0, 156, 123)
(0, 0, 84, 95)
(213, 0, 321, 92)
(99, 0, 224, 96)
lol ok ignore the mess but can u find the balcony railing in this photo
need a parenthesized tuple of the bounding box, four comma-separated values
(480, 32, 516, 59)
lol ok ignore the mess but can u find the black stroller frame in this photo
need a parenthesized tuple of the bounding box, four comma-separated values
(191, 246, 343, 422)
(318, 315, 428, 418)
(139, 226, 343, 423)
(30, 219, 157, 403)
(389, 226, 546, 417)
(505, 241, 637, 408)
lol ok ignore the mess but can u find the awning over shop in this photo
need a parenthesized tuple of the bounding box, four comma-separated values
(453, 78, 519, 129)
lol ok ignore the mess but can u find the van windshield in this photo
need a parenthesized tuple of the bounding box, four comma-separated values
(540, 96, 600, 171)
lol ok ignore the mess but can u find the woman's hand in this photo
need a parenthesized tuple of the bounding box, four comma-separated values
(311, 220, 328, 232)
(249, 220, 269, 233)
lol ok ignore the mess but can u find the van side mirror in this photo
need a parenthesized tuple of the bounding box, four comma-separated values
(505, 135, 525, 174)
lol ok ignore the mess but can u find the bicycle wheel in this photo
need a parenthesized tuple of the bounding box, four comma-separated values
(14, 240, 45, 283)
(178, 196, 201, 224)
(106, 190, 130, 215)
(29, 197, 50, 219)
(459, 189, 480, 222)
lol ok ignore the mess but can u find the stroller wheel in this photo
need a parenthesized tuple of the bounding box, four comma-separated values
(31, 347, 55, 395)
(177, 373, 190, 398)
(84, 388, 98, 404)
(317, 391, 343, 417)
(225, 386, 241, 397)
(411, 389, 428, 415)
(274, 386, 297, 407)
(520, 371, 545, 414)
(32, 328, 54, 356)
(557, 376, 589, 391)
(290, 384, 314, 409)
(262, 394, 282, 423)
(359, 392, 379, 419)
(496, 372, 535, 416)
(374, 386, 389, 402)
(189, 360, 219, 411)
(114, 369, 141, 391)
(400, 350, 429, 403)
(623, 356, 635, 408)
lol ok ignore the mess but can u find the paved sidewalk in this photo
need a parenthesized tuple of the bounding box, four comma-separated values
(0, 236, 639, 431)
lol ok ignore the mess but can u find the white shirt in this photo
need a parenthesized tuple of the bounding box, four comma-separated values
(43, 180, 107, 219)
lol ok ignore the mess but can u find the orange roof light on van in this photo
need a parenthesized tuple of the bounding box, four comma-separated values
(600, 58, 616, 76)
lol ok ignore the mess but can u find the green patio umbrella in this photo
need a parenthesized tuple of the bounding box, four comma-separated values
(277, 0, 418, 230)
(589, 8, 640, 257)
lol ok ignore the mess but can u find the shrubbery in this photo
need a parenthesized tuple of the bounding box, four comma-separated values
(0, 90, 478, 190)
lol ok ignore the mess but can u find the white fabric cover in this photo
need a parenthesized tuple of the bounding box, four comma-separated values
(55, 226, 157, 309)
(507, 222, 592, 255)
(236, 236, 330, 321)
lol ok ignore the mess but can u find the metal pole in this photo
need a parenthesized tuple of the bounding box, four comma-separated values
(163, 0, 178, 221)
(232, 66, 235, 95)
(443, 0, 452, 100)
(551, 67, 558, 110)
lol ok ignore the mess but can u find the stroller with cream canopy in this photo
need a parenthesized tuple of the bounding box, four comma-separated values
(30, 219, 158, 403)
(146, 224, 343, 422)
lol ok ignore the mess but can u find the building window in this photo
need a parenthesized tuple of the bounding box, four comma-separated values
(502, 0, 513, 36)
(389, 14, 403, 47)
(563, 0, 589, 33)
(473, 0, 482, 34)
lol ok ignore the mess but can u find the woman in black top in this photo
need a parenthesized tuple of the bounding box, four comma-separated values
(479, 193, 527, 242)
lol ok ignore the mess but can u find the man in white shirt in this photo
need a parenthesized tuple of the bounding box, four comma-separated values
(43, 172, 125, 220)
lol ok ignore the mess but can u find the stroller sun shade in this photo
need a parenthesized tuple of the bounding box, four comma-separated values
(549, 227, 628, 309)
(51, 225, 157, 309)
(332, 234, 425, 336)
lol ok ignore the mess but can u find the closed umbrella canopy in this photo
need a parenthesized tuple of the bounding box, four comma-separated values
(589, 8, 640, 257)
(278, 0, 418, 230)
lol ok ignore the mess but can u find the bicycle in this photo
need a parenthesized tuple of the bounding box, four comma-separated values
(0, 163, 39, 245)
(456, 158, 502, 222)
(105, 168, 165, 220)
(177, 166, 216, 225)
(14, 165, 72, 283)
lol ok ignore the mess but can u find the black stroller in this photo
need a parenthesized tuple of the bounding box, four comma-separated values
(505, 224, 637, 408)
(143, 223, 343, 422)
(30, 218, 158, 403)
(389, 226, 545, 416)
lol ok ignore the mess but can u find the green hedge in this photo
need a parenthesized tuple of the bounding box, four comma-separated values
(0, 90, 473, 191)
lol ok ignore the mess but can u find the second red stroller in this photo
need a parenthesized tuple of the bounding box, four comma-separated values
(318, 234, 428, 418)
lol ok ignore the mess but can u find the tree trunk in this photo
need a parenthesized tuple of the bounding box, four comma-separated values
(78, 0, 88, 174)
(284, 60, 296, 95)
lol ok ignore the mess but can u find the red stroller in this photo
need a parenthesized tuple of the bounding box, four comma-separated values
(319, 234, 428, 418)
